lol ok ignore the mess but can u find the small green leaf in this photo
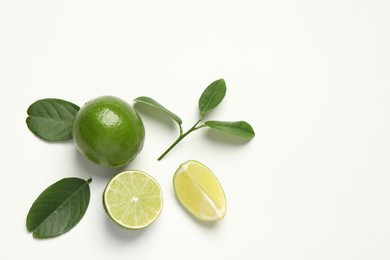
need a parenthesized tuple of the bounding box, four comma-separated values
(26, 178, 91, 239)
(134, 96, 182, 125)
(198, 79, 227, 116)
(26, 98, 80, 141)
(205, 120, 255, 139)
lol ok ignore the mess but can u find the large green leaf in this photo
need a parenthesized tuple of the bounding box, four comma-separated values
(26, 178, 91, 239)
(198, 79, 226, 116)
(134, 96, 182, 125)
(205, 120, 255, 139)
(26, 98, 80, 141)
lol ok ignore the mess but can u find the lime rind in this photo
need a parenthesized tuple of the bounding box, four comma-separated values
(73, 96, 145, 168)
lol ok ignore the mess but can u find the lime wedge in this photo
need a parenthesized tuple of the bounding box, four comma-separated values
(103, 170, 163, 229)
(173, 160, 226, 221)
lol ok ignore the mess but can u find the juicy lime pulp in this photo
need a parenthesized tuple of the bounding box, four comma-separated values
(103, 170, 163, 229)
(73, 96, 145, 168)
(173, 160, 226, 221)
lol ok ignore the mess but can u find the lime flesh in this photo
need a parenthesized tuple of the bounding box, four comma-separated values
(103, 170, 163, 229)
(173, 160, 226, 221)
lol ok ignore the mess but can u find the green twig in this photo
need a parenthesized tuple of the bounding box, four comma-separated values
(158, 119, 204, 160)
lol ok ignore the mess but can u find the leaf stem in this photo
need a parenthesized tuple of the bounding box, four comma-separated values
(157, 119, 203, 160)
(179, 124, 183, 135)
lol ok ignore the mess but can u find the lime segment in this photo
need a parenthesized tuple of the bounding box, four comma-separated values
(103, 170, 163, 229)
(173, 160, 226, 221)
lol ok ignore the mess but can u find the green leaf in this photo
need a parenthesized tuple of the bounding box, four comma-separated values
(134, 96, 182, 125)
(26, 178, 91, 239)
(26, 98, 80, 141)
(198, 79, 227, 116)
(205, 120, 255, 139)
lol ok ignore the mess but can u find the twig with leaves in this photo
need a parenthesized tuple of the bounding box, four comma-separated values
(134, 79, 255, 161)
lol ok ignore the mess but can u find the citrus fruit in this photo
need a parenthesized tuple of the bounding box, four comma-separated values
(73, 96, 145, 168)
(173, 160, 226, 221)
(103, 170, 163, 229)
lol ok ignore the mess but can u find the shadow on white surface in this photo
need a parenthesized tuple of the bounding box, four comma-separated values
(72, 149, 124, 180)
(104, 215, 154, 242)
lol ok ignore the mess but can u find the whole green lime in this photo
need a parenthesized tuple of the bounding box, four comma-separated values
(73, 96, 145, 168)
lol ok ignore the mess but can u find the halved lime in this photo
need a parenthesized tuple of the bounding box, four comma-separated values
(103, 170, 163, 229)
(173, 160, 226, 221)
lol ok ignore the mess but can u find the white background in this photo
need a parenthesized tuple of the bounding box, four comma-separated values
(1, 0, 390, 259)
